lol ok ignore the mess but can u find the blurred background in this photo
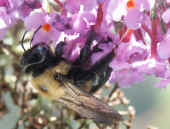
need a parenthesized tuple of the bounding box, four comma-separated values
(0, 24, 170, 129)
(123, 76, 170, 129)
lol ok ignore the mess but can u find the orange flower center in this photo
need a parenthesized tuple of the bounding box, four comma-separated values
(127, 0, 135, 9)
(42, 24, 51, 32)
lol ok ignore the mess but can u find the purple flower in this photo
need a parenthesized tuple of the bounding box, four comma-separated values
(135, 0, 151, 11)
(162, 8, 170, 24)
(136, 60, 167, 78)
(20, 0, 170, 88)
(0, 0, 170, 89)
(157, 29, 170, 59)
(64, 0, 97, 13)
(0, 0, 19, 39)
(18, 0, 41, 17)
(109, 68, 145, 88)
(113, 40, 148, 63)
(0, 0, 9, 7)
(106, 0, 126, 22)
(52, 14, 72, 33)
(0, 0, 22, 10)
(62, 37, 85, 61)
(24, 12, 60, 45)
(105, 0, 152, 29)
(124, 0, 152, 29)
(124, 8, 144, 29)
(0, 0, 41, 40)
(71, 11, 96, 34)
(90, 41, 115, 65)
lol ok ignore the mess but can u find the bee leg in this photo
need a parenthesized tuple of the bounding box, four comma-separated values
(89, 49, 115, 93)
(68, 31, 97, 84)
(55, 41, 66, 57)
(74, 31, 96, 65)
(89, 67, 112, 93)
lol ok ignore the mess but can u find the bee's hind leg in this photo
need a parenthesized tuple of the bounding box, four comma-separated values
(88, 49, 115, 93)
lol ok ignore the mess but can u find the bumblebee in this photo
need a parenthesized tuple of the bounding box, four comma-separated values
(20, 28, 122, 124)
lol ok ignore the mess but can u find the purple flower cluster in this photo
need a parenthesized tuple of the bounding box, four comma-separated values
(0, 0, 41, 39)
(1, 0, 170, 88)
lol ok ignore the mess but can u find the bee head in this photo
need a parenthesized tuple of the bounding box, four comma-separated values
(20, 26, 59, 76)
(20, 43, 51, 74)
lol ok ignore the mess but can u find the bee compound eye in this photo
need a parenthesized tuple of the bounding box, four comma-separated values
(38, 85, 48, 93)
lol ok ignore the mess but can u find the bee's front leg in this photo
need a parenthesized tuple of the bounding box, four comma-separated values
(73, 31, 96, 65)
(55, 41, 66, 57)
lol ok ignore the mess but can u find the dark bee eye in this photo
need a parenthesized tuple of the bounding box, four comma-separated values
(32, 52, 42, 61)
(29, 45, 49, 63)
(20, 43, 53, 75)
(27, 52, 43, 64)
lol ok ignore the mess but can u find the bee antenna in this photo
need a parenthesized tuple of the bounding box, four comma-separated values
(21, 31, 28, 52)
(30, 25, 42, 46)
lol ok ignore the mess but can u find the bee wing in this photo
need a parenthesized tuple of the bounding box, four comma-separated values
(58, 81, 123, 125)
